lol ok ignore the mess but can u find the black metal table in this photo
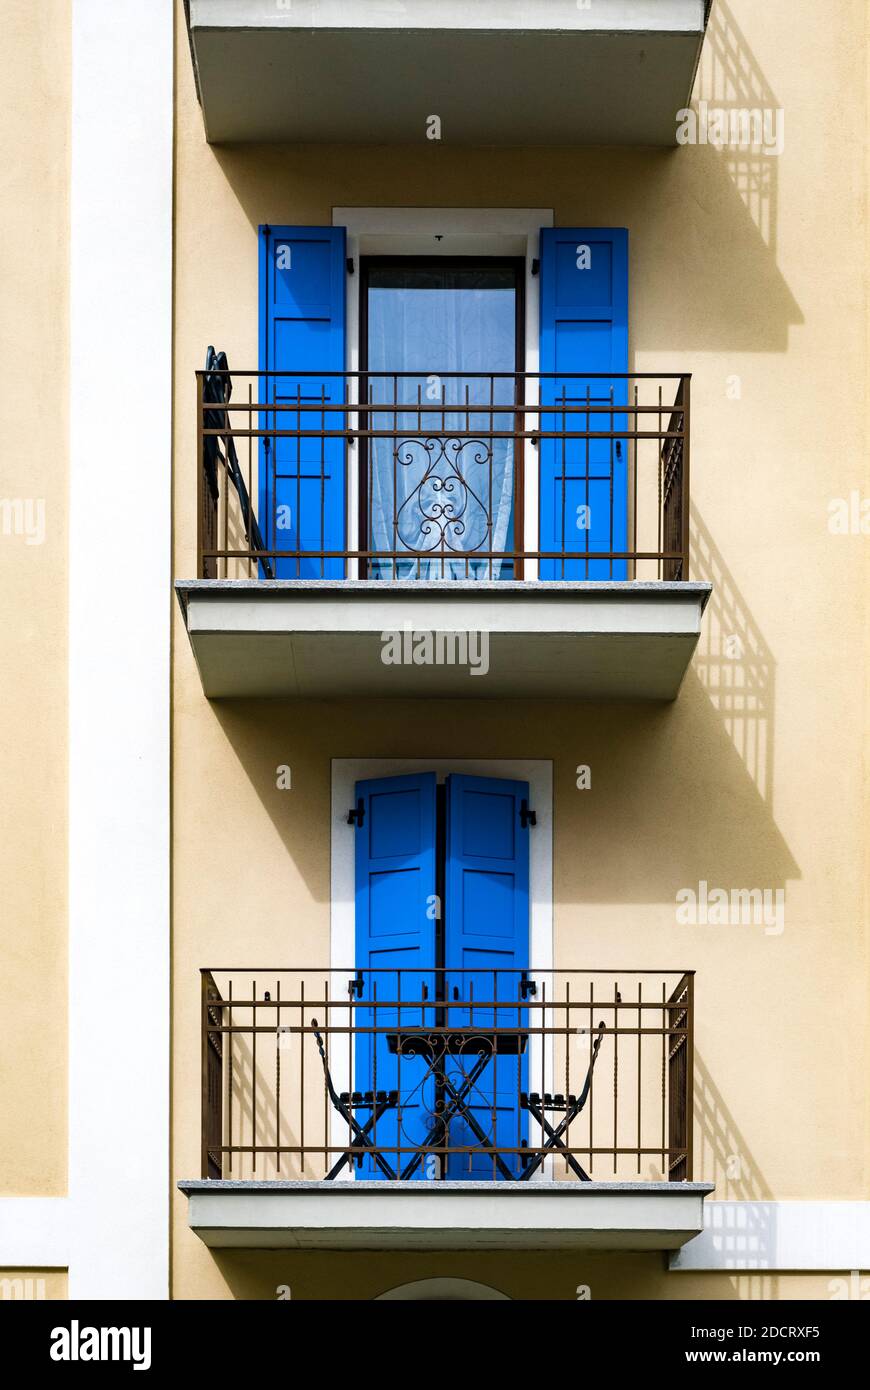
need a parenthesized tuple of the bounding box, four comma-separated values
(387, 1026, 529, 1181)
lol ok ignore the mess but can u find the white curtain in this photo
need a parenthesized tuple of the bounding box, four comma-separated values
(366, 270, 517, 580)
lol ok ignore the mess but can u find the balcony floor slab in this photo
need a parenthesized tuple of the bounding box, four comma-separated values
(186, 1, 709, 146)
(179, 1179, 715, 1252)
(175, 579, 711, 700)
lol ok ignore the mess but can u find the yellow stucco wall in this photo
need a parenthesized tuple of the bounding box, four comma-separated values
(171, 0, 869, 1297)
(0, 0, 70, 1197)
(171, 1249, 867, 1303)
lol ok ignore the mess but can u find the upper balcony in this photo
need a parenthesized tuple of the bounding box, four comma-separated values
(184, 0, 711, 146)
(180, 966, 712, 1252)
(176, 363, 710, 700)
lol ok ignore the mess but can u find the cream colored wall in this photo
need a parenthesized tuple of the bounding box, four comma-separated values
(171, 0, 869, 1296)
(172, 1249, 861, 1303)
(0, 1, 70, 1197)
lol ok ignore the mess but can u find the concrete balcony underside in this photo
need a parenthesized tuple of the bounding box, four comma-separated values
(185, 0, 709, 146)
(179, 1179, 715, 1252)
(175, 579, 711, 700)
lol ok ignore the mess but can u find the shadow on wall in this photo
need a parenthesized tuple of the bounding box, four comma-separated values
(702, 0, 782, 255)
(207, 544, 799, 910)
(691, 1049, 781, 1299)
(196, 4, 801, 363)
(690, 505, 775, 807)
(202, 498, 797, 916)
(636, 0, 801, 354)
(207, 1246, 744, 1301)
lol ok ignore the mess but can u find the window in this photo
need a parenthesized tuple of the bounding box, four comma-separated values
(360, 258, 524, 579)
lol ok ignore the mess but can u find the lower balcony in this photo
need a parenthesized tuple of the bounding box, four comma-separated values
(176, 367, 710, 699)
(180, 968, 712, 1252)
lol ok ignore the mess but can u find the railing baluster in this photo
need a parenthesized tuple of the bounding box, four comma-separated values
(299, 977, 305, 1177)
(612, 979, 618, 1175)
(252, 979, 257, 1176)
(637, 981, 642, 1176)
(632, 382, 638, 578)
(658, 384, 664, 582)
(661, 980, 667, 1177)
(323, 977, 329, 1180)
(609, 384, 615, 581)
(275, 977, 281, 1176)
(588, 979, 594, 1175)
(227, 978, 233, 1177)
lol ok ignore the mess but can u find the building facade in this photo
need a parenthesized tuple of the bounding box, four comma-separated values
(1, 0, 869, 1301)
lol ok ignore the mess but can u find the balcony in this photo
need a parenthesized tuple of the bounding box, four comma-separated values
(184, 1, 711, 146)
(176, 367, 711, 700)
(179, 968, 712, 1252)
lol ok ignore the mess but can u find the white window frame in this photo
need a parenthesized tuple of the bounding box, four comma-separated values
(330, 756, 554, 1180)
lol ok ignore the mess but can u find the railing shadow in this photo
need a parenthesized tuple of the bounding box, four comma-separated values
(688, 1050, 780, 1297)
(699, 0, 782, 255)
(690, 504, 775, 807)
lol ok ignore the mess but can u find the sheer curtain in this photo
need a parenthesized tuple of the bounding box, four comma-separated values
(366, 266, 517, 580)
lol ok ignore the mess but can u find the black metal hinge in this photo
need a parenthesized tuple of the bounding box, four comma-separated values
(520, 971, 537, 999)
(520, 799, 536, 829)
(347, 798, 365, 827)
(347, 257, 355, 275)
(348, 971, 363, 998)
(531, 258, 540, 276)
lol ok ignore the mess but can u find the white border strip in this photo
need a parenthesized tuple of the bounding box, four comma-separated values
(334, 208, 552, 581)
(193, 1, 705, 35)
(330, 758, 553, 1179)
(66, 0, 173, 1299)
(669, 1202, 870, 1272)
(0, 1199, 71, 1269)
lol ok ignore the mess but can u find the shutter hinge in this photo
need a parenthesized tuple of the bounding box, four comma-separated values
(520, 798, 536, 829)
(347, 798, 365, 827)
(520, 971, 537, 999)
(348, 971, 364, 998)
(531, 258, 540, 276)
(346, 257, 355, 275)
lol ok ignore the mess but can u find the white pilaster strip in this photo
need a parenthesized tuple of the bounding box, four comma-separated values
(669, 1201, 870, 1272)
(69, 0, 173, 1298)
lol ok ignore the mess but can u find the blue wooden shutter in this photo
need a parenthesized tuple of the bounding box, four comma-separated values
(354, 772, 437, 1179)
(444, 774, 530, 1179)
(258, 225, 346, 578)
(539, 227, 628, 580)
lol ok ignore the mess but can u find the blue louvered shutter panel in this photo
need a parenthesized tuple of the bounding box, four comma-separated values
(539, 228, 629, 579)
(444, 774, 530, 1179)
(353, 772, 437, 1180)
(258, 225, 346, 578)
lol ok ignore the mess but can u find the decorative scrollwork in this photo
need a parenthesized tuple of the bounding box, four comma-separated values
(393, 436, 493, 555)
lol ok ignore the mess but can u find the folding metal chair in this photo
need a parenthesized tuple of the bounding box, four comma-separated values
(519, 1020, 606, 1181)
(310, 1018, 398, 1180)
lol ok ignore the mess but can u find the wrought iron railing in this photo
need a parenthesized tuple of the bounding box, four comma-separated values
(196, 367, 690, 583)
(201, 968, 694, 1183)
